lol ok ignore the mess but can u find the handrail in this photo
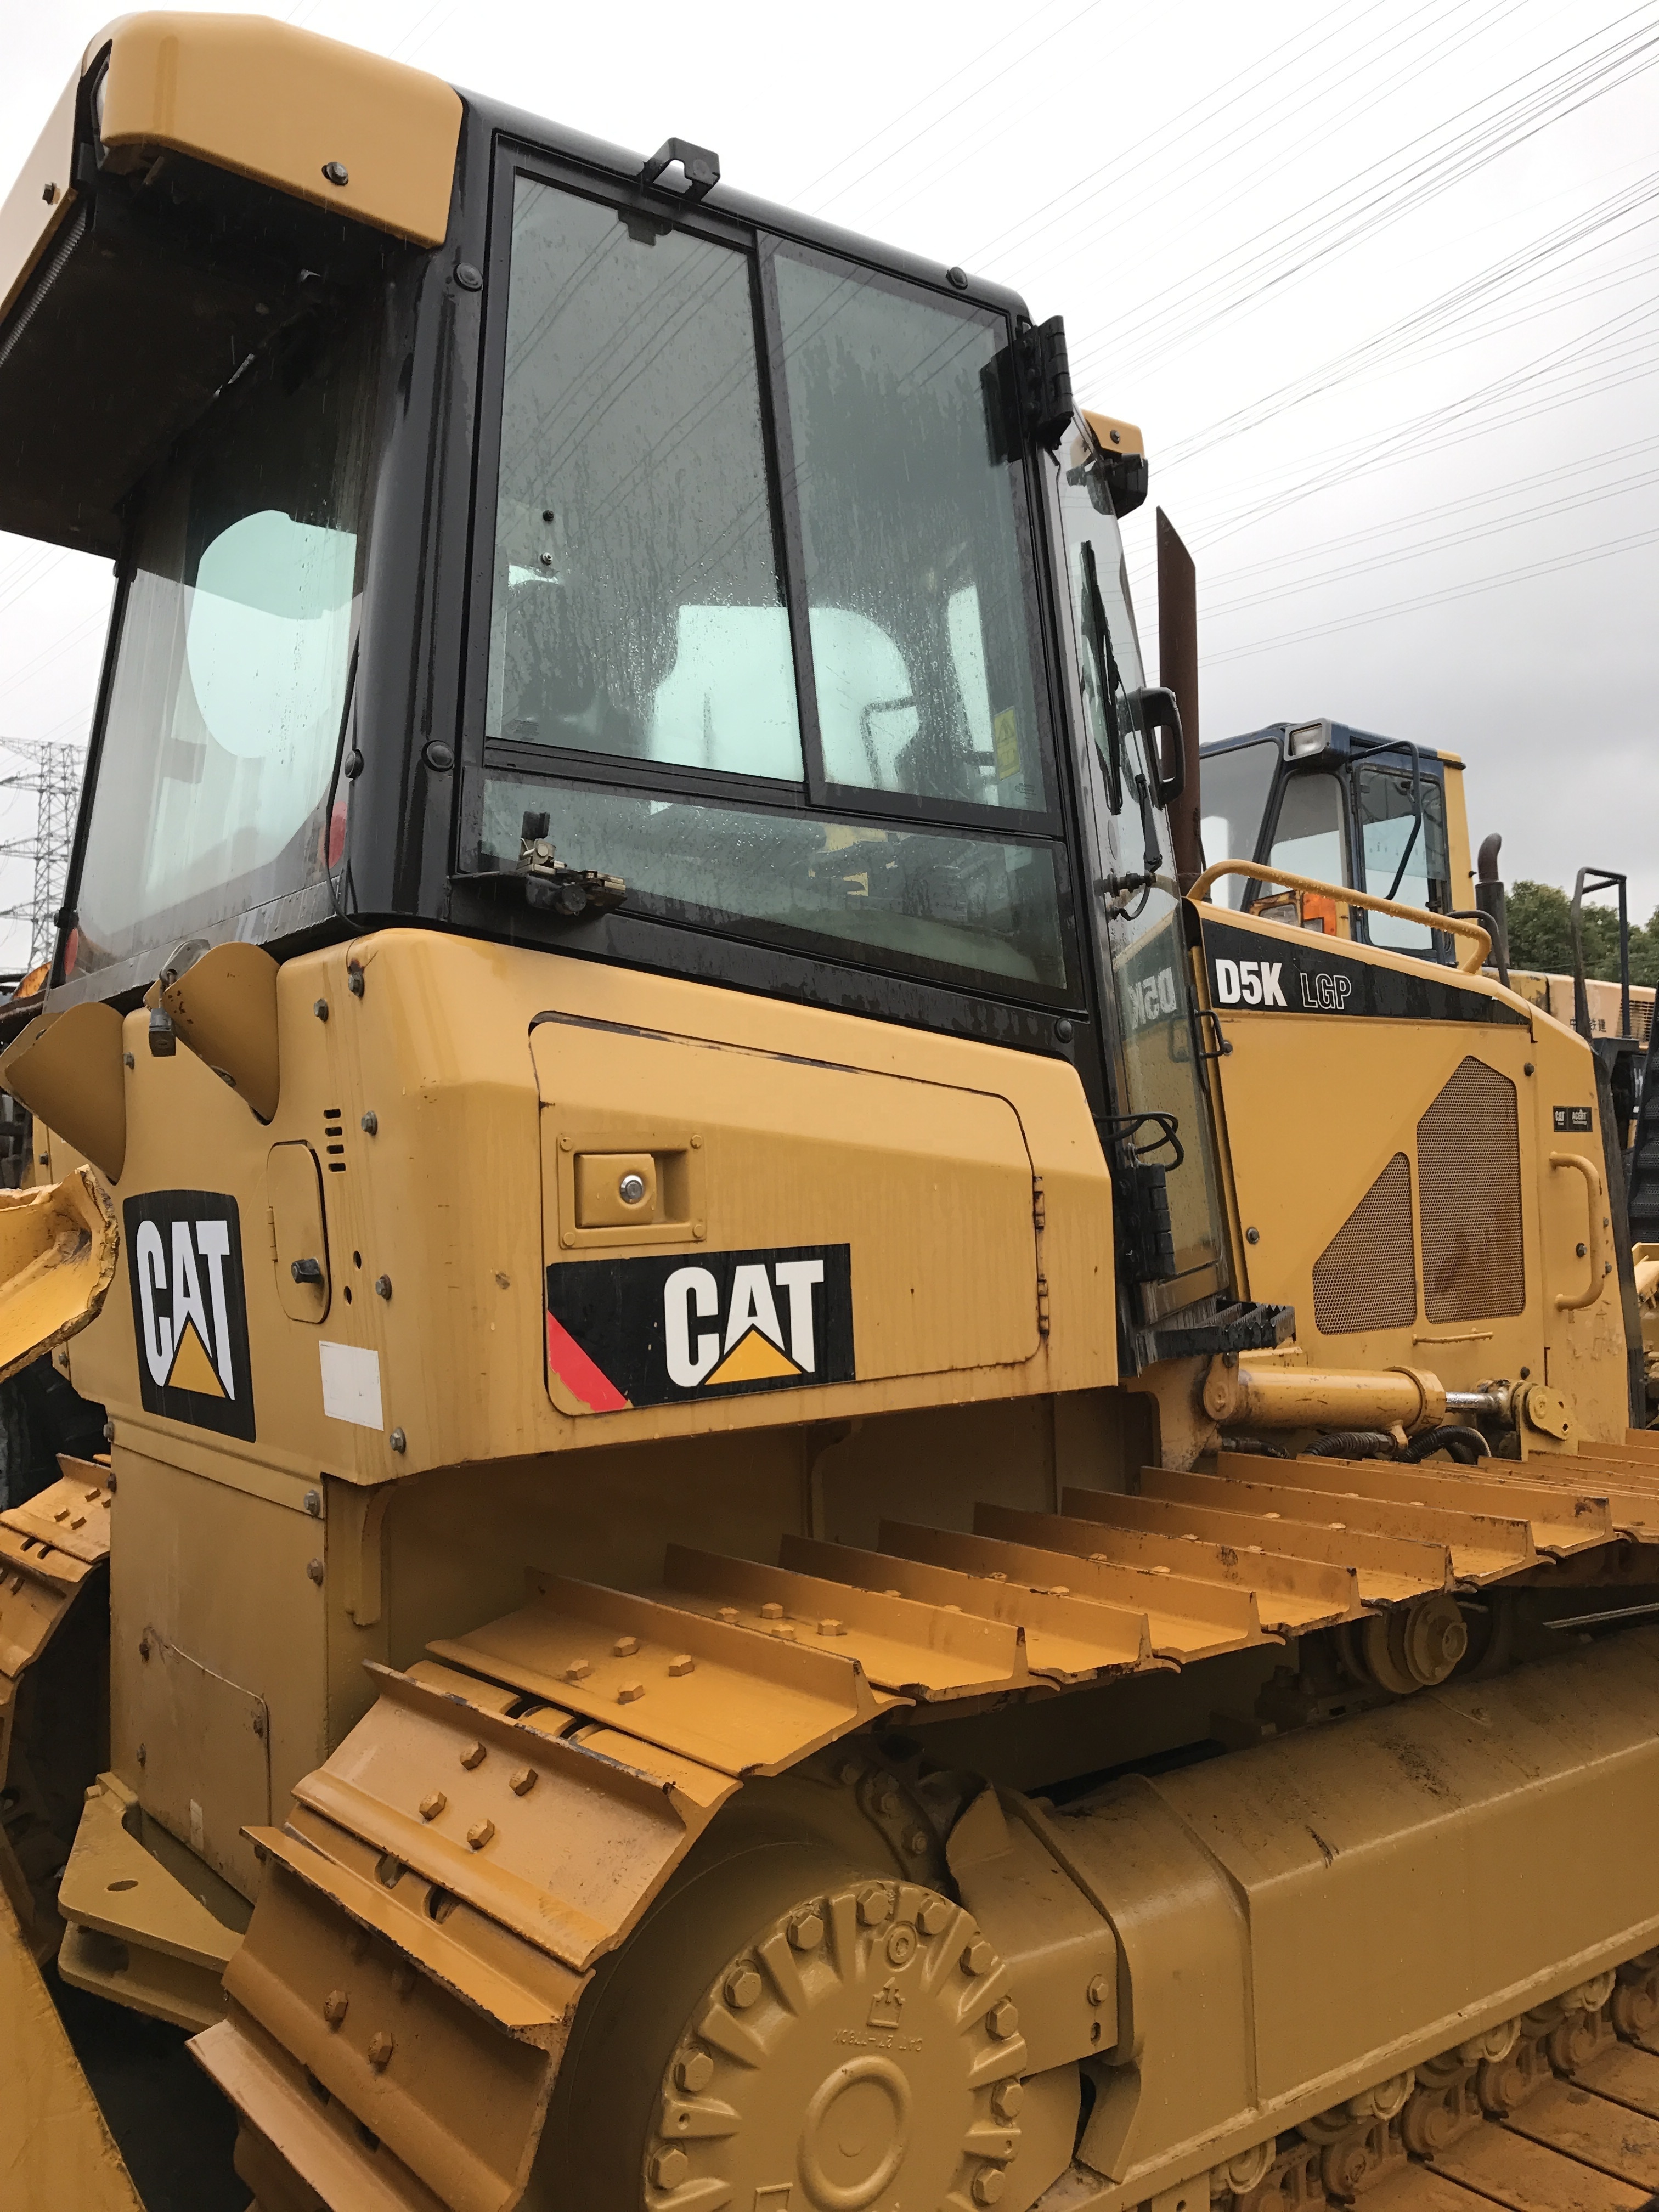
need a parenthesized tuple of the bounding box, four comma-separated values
(1549, 1150, 1609, 1312)
(1186, 859, 1492, 977)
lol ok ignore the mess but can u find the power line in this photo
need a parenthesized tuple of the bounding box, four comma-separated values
(1154, 170, 1659, 471)
(1200, 523, 1659, 663)
(1066, 4, 1659, 379)
(1201, 461, 1659, 617)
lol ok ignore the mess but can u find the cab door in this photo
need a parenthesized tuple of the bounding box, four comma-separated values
(1049, 425, 1231, 1333)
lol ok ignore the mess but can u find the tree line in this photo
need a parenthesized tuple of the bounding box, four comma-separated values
(1505, 882, 1659, 988)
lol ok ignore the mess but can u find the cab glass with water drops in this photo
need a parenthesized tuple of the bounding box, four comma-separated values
(477, 168, 1075, 1000)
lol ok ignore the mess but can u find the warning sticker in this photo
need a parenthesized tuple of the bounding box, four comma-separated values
(545, 1244, 855, 1413)
(124, 1192, 255, 1441)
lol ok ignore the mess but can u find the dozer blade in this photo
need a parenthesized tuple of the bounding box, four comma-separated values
(0, 1883, 144, 2210)
(0, 1167, 118, 1385)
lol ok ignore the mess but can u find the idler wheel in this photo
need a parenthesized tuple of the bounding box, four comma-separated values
(537, 1832, 1030, 2212)
(647, 1876, 1026, 2209)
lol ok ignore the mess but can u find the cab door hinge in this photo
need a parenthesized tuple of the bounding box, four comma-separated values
(1032, 1175, 1047, 1232)
(1015, 315, 1073, 449)
(1036, 1274, 1051, 1339)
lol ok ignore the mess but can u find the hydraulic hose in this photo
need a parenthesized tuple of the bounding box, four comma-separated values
(1304, 1431, 1398, 1459)
(1402, 1424, 1489, 1465)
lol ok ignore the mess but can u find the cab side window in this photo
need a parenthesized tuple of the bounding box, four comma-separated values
(1266, 770, 1346, 889)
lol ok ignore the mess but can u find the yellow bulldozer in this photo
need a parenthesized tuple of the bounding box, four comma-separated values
(1, 18, 1657, 2212)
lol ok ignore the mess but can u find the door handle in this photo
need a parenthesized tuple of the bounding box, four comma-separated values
(1549, 1150, 1610, 1311)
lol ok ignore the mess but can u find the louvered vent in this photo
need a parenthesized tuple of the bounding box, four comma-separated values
(1417, 1056, 1524, 1321)
(1311, 1152, 1417, 1335)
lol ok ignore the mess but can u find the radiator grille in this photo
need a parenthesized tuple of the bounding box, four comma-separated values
(1417, 1056, 1525, 1321)
(1311, 1152, 1417, 1335)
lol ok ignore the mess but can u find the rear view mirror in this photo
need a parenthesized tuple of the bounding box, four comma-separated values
(1132, 685, 1184, 804)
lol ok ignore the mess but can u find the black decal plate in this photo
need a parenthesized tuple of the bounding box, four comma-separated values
(1199, 918, 1527, 1026)
(1554, 1105, 1594, 1133)
(123, 1192, 255, 1440)
(545, 1244, 855, 1413)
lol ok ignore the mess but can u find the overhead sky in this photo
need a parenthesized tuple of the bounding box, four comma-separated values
(0, 0, 1652, 963)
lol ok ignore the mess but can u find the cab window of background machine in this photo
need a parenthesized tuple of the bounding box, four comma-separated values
(1199, 741, 1279, 907)
(1357, 763, 1451, 952)
(70, 315, 372, 977)
(479, 177, 1069, 997)
(1266, 770, 1346, 891)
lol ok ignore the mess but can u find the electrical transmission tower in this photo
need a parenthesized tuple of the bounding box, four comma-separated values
(0, 740, 88, 974)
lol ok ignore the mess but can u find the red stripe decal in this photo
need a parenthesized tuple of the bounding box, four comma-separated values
(545, 1312, 630, 1414)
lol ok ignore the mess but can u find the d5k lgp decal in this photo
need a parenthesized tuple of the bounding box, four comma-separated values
(545, 1245, 854, 1413)
(124, 1192, 255, 1440)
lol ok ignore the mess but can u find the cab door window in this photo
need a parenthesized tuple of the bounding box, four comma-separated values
(1357, 763, 1451, 953)
(1266, 770, 1346, 888)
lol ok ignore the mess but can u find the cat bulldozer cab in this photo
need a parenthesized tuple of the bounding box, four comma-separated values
(0, 18, 1656, 2212)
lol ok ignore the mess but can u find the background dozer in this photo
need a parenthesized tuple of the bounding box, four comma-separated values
(1, 18, 1658, 2212)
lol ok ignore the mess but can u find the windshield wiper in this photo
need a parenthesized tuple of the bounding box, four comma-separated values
(1080, 541, 1125, 814)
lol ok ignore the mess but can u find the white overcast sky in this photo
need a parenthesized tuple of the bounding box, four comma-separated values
(0, 0, 1654, 962)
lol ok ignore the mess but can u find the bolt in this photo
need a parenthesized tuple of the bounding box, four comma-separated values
(887, 1925, 918, 1966)
(136, 1742, 146, 1765)
(817, 1617, 846, 1637)
(304, 1489, 321, 1517)
(459, 1741, 486, 1769)
(617, 1681, 646, 1703)
(420, 1792, 447, 1821)
(789, 1911, 826, 1951)
(676, 2050, 714, 2093)
(510, 1767, 537, 1796)
(390, 1428, 407, 1453)
(718, 1606, 739, 1624)
(1577, 1242, 1587, 1259)
(613, 1634, 641, 1656)
(360, 1110, 378, 1135)
(988, 1999, 1019, 2039)
(321, 160, 350, 186)
(323, 1989, 349, 2026)
(123, 1052, 135, 1068)
(918, 1897, 952, 1936)
(962, 1939, 994, 1976)
(992, 2080, 1024, 2121)
(1088, 1973, 1112, 2006)
(1245, 1226, 1260, 1244)
(307, 1558, 324, 1585)
(905, 1828, 929, 1854)
(375, 1274, 392, 1300)
(347, 964, 365, 997)
(1524, 1062, 1534, 1075)
(858, 1887, 894, 1926)
(725, 1967, 763, 2010)
(650, 2151, 690, 2190)
(466, 1819, 495, 1850)
(760, 1602, 784, 1621)
(314, 998, 329, 1022)
(837, 1760, 863, 1786)
(973, 2168, 1006, 2205)
(368, 2030, 394, 2070)
(565, 1659, 592, 1683)
(667, 1654, 695, 1677)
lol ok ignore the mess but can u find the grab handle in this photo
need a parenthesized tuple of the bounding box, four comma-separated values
(1549, 1150, 1609, 1311)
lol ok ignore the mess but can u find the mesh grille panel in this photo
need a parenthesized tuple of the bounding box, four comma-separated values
(1417, 1056, 1525, 1321)
(1312, 1153, 1417, 1335)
